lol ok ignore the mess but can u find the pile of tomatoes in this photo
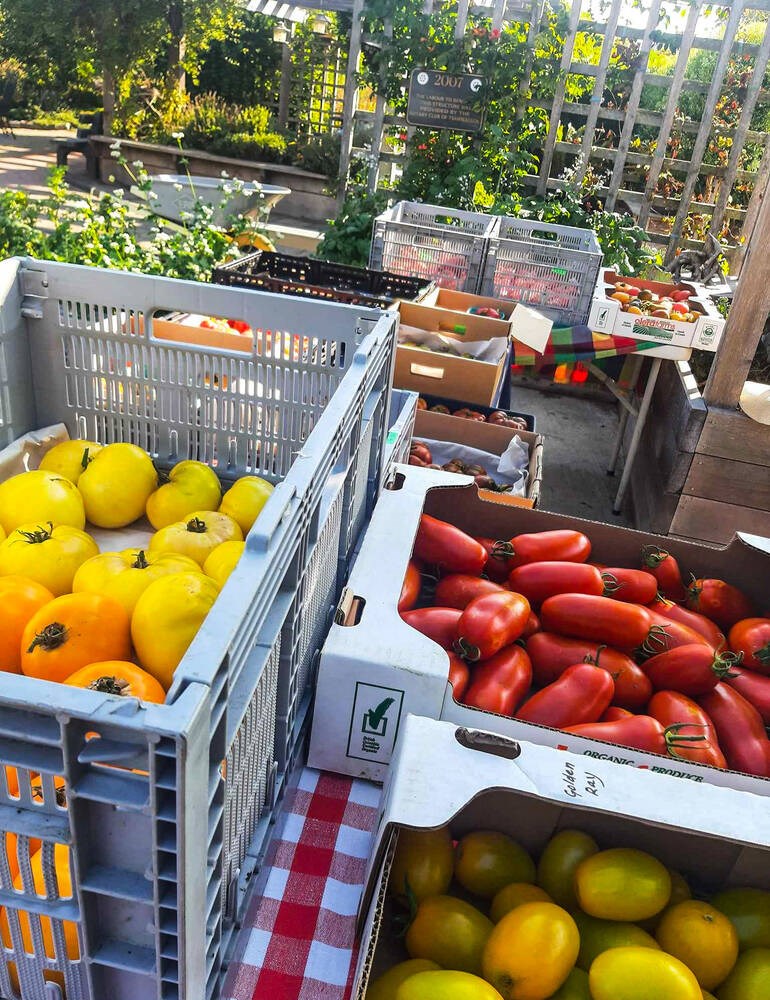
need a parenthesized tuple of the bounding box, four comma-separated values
(399, 515, 770, 778)
(367, 823, 770, 999)
(607, 280, 699, 324)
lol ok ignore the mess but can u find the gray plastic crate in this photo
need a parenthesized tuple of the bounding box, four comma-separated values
(369, 201, 495, 294)
(0, 257, 397, 1000)
(384, 389, 419, 468)
(480, 217, 603, 326)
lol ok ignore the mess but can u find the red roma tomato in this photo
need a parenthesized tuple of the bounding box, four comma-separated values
(508, 529, 592, 569)
(540, 594, 651, 649)
(687, 578, 755, 631)
(456, 592, 531, 662)
(476, 537, 515, 583)
(564, 715, 668, 755)
(725, 666, 770, 725)
(401, 608, 462, 649)
(435, 574, 505, 610)
(413, 515, 487, 576)
(648, 691, 727, 769)
(447, 652, 471, 701)
(507, 561, 604, 609)
(602, 706, 633, 721)
(602, 568, 658, 605)
(641, 545, 687, 602)
(643, 609, 713, 658)
(697, 684, 770, 777)
(522, 611, 541, 639)
(462, 646, 532, 716)
(399, 561, 422, 613)
(648, 596, 725, 649)
(643, 644, 741, 697)
(516, 663, 614, 728)
(728, 618, 770, 675)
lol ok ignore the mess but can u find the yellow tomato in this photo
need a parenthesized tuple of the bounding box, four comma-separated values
(482, 901, 579, 1000)
(219, 475, 274, 535)
(589, 947, 701, 1000)
(396, 971, 504, 1000)
(388, 826, 453, 904)
(0, 522, 99, 596)
(656, 900, 738, 990)
(455, 831, 536, 899)
(366, 960, 440, 1000)
(203, 540, 245, 588)
(405, 895, 493, 976)
(131, 571, 220, 687)
(702, 992, 717, 1000)
(490, 883, 552, 923)
(0, 470, 86, 534)
(717, 948, 770, 1000)
(548, 968, 591, 1000)
(39, 439, 102, 484)
(0, 524, 5, 544)
(536, 829, 598, 910)
(77, 443, 157, 528)
(572, 911, 660, 971)
(711, 888, 770, 950)
(73, 548, 200, 615)
(575, 848, 671, 922)
(149, 510, 243, 566)
(146, 460, 222, 530)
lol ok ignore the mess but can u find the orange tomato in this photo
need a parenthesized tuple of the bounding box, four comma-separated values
(0, 577, 55, 673)
(20, 593, 131, 683)
(64, 661, 166, 702)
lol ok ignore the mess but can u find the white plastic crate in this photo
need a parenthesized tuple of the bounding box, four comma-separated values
(383, 388, 418, 468)
(0, 257, 397, 1000)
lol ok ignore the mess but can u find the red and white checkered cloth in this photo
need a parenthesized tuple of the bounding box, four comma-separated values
(223, 768, 381, 1000)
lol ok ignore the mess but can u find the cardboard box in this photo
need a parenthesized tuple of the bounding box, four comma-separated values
(307, 466, 770, 791)
(353, 714, 770, 997)
(412, 408, 543, 508)
(150, 313, 255, 353)
(396, 302, 511, 406)
(414, 286, 516, 319)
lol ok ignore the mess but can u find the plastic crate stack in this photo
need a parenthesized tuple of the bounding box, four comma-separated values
(0, 257, 398, 1000)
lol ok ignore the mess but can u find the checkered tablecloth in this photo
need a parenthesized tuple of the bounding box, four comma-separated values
(513, 324, 663, 366)
(222, 768, 382, 1000)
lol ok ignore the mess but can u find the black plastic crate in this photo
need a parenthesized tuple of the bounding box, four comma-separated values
(213, 251, 432, 308)
(418, 392, 536, 432)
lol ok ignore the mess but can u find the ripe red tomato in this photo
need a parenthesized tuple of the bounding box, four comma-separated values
(516, 663, 614, 728)
(564, 715, 668, 755)
(413, 515, 488, 576)
(399, 561, 422, 613)
(643, 644, 740, 697)
(728, 618, 770, 674)
(508, 529, 591, 569)
(476, 537, 515, 583)
(602, 568, 658, 605)
(687, 578, 754, 631)
(461, 646, 532, 716)
(447, 652, 471, 701)
(434, 575, 505, 610)
(640, 545, 687, 602)
(401, 608, 463, 649)
(601, 706, 633, 722)
(725, 666, 770, 725)
(540, 595, 651, 650)
(456, 592, 530, 662)
(697, 684, 770, 777)
(522, 611, 541, 639)
(647, 691, 727, 769)
(648, 596, 725, 649)
(507, 561, 604, 609)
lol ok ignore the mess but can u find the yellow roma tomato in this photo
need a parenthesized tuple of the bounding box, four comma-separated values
(717, 947, 770, 1000)
(656, 900, 738, 990)
(455, 831, 536, 899)
(39, 439, 102, 484)
(575, 848, 671, 922)
(77, 443, 157, 528)
(589, 947, 701, 1000)
(548, 968, 591, 1000)
(572, 911, 660, 971)
(131, 572, 220, 688)
(396, 971, 503, 1000)
(490, 883, 552, 923)
(405, 895, 493, 976)
(0, 470, 85, 534)
(0, 522, 99, 596)
(702, 993, 717, 1000)
(366, 960, 439, 1000)
(388, 826, 453, 904)
(64, 661, 167, 702)
(73, 548, 200, 616)
(536, 829, 598, 910)
(0, 525, 5, 543)
(149, 510, 243, 566)
(146, 460, 222, 530)
(711, 888, 770, 950)
(219, 475, 274, 535)
(203, 540, 245, 588)
(0, 577, 54, 673)
(482, 901, 579, 1000)
(21, 592, 131, 683)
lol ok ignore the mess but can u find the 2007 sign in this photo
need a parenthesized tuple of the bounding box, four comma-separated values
(407, 68, 487, 133)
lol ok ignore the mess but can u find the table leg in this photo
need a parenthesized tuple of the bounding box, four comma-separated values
(613, 357, 662, 515)
(607, 353, 643, 475)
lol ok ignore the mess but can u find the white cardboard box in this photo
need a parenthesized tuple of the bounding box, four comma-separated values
(307, 466, 770, 793)
(353, 714, 770, 997)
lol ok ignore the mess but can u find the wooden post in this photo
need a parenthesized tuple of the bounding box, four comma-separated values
(703, 169, 770, 409)
(734, 134, 770, 275)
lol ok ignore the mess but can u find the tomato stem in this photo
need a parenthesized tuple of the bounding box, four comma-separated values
(641, 545, 670, 569)
(17, 521, 54, 545)
(80, 446, 92, 471)
(491, 540, 515, 561)
(601, 572, 620, 596)
(132, 550, 150, 570)
(186, 516, 208, 533)
(756, 641, 770, 666)
(87, 676, 130, 696)
(454, 637, 481, 663)
(27, 622, 68, 653)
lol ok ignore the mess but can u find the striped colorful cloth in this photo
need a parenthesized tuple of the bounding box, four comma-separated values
(512, 324, 663, 366)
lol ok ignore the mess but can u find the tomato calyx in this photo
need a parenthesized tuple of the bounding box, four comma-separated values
(641, 545, 670, 570)
(392, 879, 419, 937)
(600, 572, 621, 596)
(186, 516, 208, 534)
(131, 550, 150, 570)
(710, 649, 744, 679)
(491, 540, 515, 561)
(663, 722, 710, 761)
(27, 622, 68, 653)
(30, 783, 67, 807)
(755, 641, 770, 667)
(87, 675, 130, 696)
(80, 446, 94, 471)
(17, 521, 54, 545)
(637, 624, 671, 659)
(687, 574, 702, 602)
(454, 637, 482, 663)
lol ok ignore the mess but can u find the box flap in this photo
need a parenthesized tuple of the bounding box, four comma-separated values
(510, 304, 552, 353)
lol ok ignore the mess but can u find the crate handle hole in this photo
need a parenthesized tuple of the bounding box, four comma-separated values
(149, 310, 254, 354)
(454, 728, 521, 760)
